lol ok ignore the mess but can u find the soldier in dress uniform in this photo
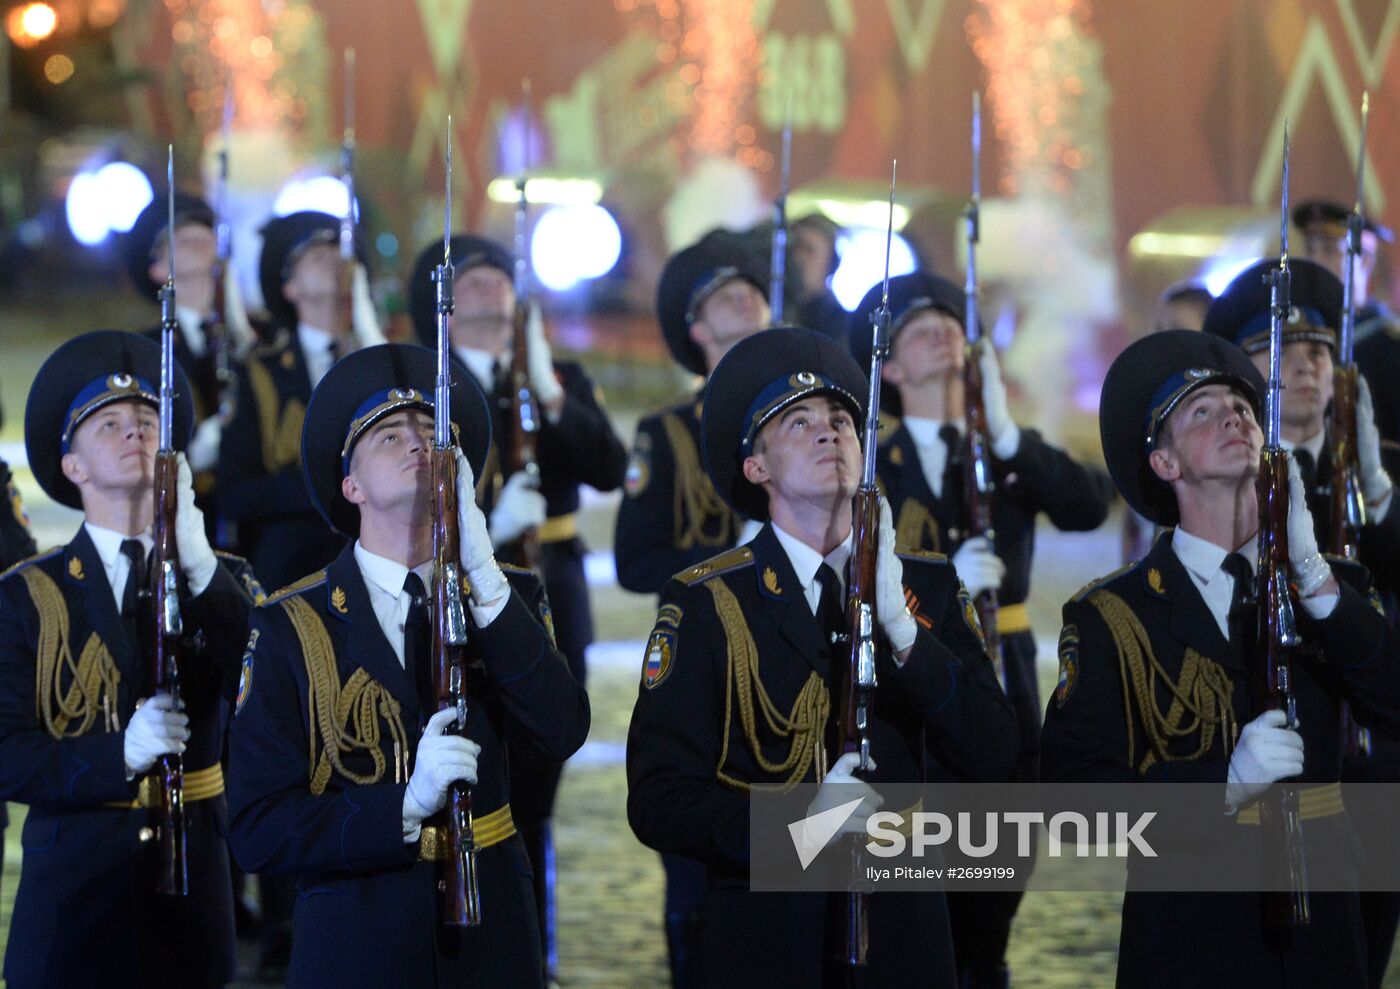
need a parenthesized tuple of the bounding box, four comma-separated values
(1040, 329, 1400, 988)
(407, 234, 625, 979)
(122, 191, 257, 546)
(626, 326, 1019, 988)
(1294, 199, 1400, 447)
(612, 233, 772, 984)
(849, 271, 1111, 988)
(1203, 258, 1400, 987)
(217, 208, 383, 972)
(0, 331, 262, 989)
(227, 343, 589, 989)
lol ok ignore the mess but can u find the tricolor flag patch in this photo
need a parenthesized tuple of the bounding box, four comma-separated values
(643, 627, 677, 689)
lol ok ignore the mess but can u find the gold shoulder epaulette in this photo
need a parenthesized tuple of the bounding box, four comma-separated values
(896, 548, 949, 564)
(1070, 561, 1139, 603)
(0, 547, 61, 581)
(675, 546, 754, 586)
(265, 569, 327, 605)
(876, 411, 902, 446)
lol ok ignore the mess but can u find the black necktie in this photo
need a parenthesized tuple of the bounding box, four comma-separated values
(939, 424, 963, 508)
(402, 572, 435, 721)
(120, 539, 147, 650)
(815, 562, 846, 642)
(1221, 552, 1257, 656)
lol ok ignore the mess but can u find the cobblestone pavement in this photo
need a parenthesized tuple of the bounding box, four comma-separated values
(0, 315, 1397, 987)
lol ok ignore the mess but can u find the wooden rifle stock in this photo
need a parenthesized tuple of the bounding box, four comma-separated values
(961, 349, 1003, 686)
(1329, 366, 1372, 757)
(504, 301, 542, 571)
(149, 450, 188, 896)
(1254, 448, 1310, 926)
(838, 486, 881, 966)
(431, 445, 482, 926)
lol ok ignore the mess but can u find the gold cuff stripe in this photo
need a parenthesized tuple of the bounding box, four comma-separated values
(106, 764, 225, 809)
(418, 804, 516, 860)
(1236, 782, 1344, 825)
(996, 603, 1031, 634)
(536, 513, 578, 544)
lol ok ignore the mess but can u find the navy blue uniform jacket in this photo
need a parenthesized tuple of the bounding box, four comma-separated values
(0, 526, 259, 989)
(228, 545, 590, 988)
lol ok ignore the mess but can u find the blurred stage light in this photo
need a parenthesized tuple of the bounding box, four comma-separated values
(273, 175, 352, 218)
(487, 176, 603, 206)
(65, 161, 153, 246)
(531, 204, 621, 291)
(830, 227, 917, 310)
(1199, 256, 1260, 297)
(7, 3, 57, 48)
(43, 54, 74, 84)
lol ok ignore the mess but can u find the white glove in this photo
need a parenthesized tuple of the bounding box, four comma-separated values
(976, 338, 1018, 456)
(524, 301, 564, 408)
(403, 708, 482, 834)
(351, 262, 386, 347)
(951, 536, 1005, 599)
(1285, 453, 1331, 597)
(875, 498, 918, 655)
(185, 417, 221, 474)
(800, 752, 883, 852)
(175, 454, 218, 596)
(488, 470, 547, 547)
(1224, 709, 1304, 814)
(454, 448, 508, 606)
(1357, 377, 1393, 506)
(124, 693, 189, 777)
(737, 517, 764, 545)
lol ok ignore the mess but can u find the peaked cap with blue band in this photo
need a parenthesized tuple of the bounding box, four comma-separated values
(406, 233, 515, 348)
(258, 210, 372, 331)
(848, 270, 969, 417)
(300, 343, 491, 538)
(702, 326, 867, 521)
(1201, 257, 1342, 355)
(656, 233, 769, 376)
(1099, 329, 1264, 526)
(121, 191, 214, 305)
(25, 330, 194, 510)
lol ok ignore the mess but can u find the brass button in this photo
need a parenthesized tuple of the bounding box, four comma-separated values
(138, 827, 155, 843)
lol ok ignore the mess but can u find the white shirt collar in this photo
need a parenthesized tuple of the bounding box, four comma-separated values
(176, 305, 206, 356)
(353, 541, 431, 599)
(83, 522, 151, 569)
(771, 522, 854, 595)
(297, 323, 336, 354)
(1171, 526, 1257, 585)
(902, 416, 964, 448)
(1280, 428, 1326, 462)
(453, 346, 499, 392)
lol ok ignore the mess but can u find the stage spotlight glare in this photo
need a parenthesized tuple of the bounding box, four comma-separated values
(531, 204, 622, 291)
(274, 175, 353, 219)
(65, 161, 153, 246)
(830, 227, 917, 310)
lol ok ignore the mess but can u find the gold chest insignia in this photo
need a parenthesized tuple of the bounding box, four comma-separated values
(331, 587, 349, 614)
(280, 349, 296, 370)
(1147, 568, 1165, 596)
(67, 557, 84, 580)
(889, 446, 904, 466)
(763, 567, 782, 595)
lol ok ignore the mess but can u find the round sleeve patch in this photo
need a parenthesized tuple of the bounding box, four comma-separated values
(1055, 623, 1079, 708)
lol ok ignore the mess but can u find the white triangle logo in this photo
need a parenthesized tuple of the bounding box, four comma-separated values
(787, 797, 864, 871)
